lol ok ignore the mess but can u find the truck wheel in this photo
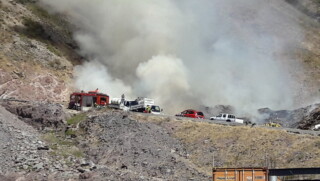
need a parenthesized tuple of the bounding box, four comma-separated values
(226, 120, 231, 122)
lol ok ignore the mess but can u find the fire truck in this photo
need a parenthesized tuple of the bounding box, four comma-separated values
(68, 89, 109, 111)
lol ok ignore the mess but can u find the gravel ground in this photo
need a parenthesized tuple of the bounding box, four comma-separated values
(78, 110, 209, 181)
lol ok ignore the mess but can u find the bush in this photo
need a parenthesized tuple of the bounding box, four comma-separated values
(22, 18, 49, 40)
(14, 0, 37, 4)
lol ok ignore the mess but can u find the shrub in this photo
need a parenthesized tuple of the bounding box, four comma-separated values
(22, 18, 48, 39)
(14, 0, 37, 4)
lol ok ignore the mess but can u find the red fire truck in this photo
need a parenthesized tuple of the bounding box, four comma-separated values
(68, 89, 109, 111)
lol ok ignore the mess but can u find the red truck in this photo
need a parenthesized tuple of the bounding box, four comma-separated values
(68, 90, 109, 111)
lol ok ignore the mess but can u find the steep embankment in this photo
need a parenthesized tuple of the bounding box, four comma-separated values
(0, 0, 81, 102)
(285, 0, 320, 102)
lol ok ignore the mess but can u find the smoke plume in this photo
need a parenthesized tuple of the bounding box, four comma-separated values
(40, 0, 305, 115)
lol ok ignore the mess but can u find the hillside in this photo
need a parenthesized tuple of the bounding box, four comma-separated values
(0, 103, 319, 180)
(0, 0, 81, 102)
(0, 0, 320, 180)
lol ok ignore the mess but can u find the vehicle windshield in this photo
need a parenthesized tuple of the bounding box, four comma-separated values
(216, 114, 222, 117)
(151, 106, 160, 112)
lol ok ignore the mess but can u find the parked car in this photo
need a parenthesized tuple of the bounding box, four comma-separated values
(176, 109, 204, 119)
(210, 113, 244, 123)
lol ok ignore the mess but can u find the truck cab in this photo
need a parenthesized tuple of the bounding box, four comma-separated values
(68, 91, 109, 111)
(144, 105, 162, 115)
(210, 113, 244, 124)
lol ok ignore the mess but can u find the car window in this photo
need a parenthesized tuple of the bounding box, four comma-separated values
(222, 114, 226, 118)
(151, 106, 160, 112)
(187, 110, 194, 114)
(217, 114, 222, 117)
(197, 112, 204, 116)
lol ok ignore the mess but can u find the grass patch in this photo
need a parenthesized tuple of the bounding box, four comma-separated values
(47, 45, 62, 57)
(42, 132, 59, 144)
(65, 129, 76, 136)
(42, 132, 84, 159)
(152, 119, 320, 171)
(71, 149, 84, 158)
(42, 132, 74, 146)
(67, 113, 87, 125)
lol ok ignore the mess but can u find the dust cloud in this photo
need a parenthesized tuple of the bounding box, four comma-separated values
(40, 0, 306, 115)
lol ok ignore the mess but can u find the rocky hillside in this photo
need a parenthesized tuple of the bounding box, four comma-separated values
(2, 105, 318, 181)
(0, 0, 319, 104)
(0, 0, 83, 103)
(1, 102, 319, 180)
(286, 0, 320, 101)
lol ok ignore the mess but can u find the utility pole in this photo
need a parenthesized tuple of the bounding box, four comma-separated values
(265, 150, 268, 168)
(212, 151, 215, 168)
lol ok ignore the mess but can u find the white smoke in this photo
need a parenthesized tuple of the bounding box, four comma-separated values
(40, 0, 306, 115)
(135, 55, 196, 111)
(73, 61, 132, 98)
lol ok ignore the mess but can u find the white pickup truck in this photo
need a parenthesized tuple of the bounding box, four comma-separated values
(210, 113, 244, 124)
(313, 124, 320, 131)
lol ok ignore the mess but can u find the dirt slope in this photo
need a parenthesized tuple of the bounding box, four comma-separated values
(0, 0, 81, 102)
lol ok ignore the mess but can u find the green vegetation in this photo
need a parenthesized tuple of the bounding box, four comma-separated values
(40, 113, 88, 159)
(42, 132, 84, 158)
(67, 113, 87, 125)
(47, 45, 62, 57)
(22, 17, 48, 40)
(19, 9, 67, 57)
(20, 17, 64, 56)
(14, 0, 36, 4)
(71, 149, 84, 158)
(28, 4, 70, 29)
(65, 129, 76, 136)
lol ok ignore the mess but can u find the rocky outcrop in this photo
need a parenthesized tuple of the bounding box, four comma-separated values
(258, 103, 320, 129)
(0, 105, 71, 180)
(1, 100, 69, 130)
(298, 104, 320, 129)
